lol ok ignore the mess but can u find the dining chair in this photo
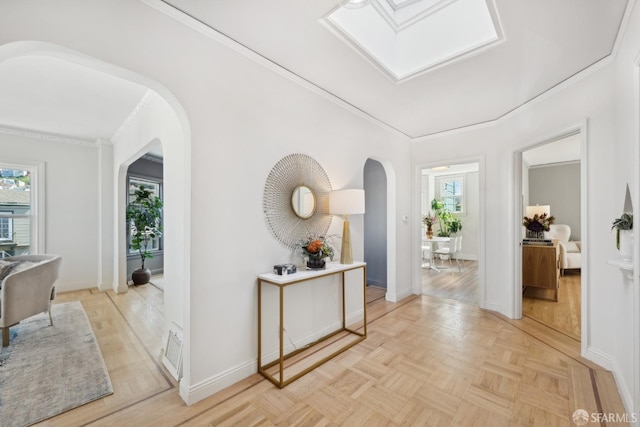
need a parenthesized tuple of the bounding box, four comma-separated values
(453, 235, 464, 272)
(433, 237, 456, 269)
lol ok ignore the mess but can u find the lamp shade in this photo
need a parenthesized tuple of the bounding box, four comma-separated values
(525, 205, 550, 218)
(330, 189, 365, 215)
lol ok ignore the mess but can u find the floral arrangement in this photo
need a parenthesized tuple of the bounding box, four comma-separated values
(522, 212, 555, 232)
(422, 211, 437, 228)
(300, 236, 334, 260)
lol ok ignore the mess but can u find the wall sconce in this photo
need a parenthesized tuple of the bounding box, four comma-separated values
(330, 189, 365, 264)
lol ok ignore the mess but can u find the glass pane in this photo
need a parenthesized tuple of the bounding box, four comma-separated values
(128, 177, 162, 254)
(441, 177, 463, 212)
(0, 168, 31, 256)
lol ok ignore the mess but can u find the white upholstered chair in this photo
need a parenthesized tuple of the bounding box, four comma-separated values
(0, 254, 62, 346)
(545, 224, 581, 275)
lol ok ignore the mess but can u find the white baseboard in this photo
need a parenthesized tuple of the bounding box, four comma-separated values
(180, 358, 256, 405)
(585, 345, 614, 371)
(182, 309, 366, 405)
(585, 347, 637, 418)
(483, 300, 502, 313)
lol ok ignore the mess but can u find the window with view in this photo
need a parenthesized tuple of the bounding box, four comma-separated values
(440, 176, 464, 213)
(128, 177, 162, 254)
(0, 167, 33, 258)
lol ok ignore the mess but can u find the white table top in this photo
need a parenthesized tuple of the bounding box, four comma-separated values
(423, 237, 451, 242)
(259, 261, 366, 285)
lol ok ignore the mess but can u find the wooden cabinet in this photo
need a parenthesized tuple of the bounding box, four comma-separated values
(522, 240, 560, 301)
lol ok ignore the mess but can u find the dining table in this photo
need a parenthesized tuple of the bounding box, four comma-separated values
(422, 236, 451, 272)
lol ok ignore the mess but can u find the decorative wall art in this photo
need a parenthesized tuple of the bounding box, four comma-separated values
(263, 153, 332, 249)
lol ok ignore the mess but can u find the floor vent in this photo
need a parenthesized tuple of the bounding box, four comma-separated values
(162, 326, 183, 380)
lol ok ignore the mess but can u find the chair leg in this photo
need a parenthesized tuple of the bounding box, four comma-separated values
(48, 301, 54, 326)
(2, 327, 9, 347)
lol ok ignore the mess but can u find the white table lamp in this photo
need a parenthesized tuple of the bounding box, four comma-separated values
(525, 205, 550, 218)
(330, 189, 365, 264)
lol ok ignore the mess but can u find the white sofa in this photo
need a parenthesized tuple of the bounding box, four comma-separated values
(0, 254, 62, 346)
(545, 224, 581, 275)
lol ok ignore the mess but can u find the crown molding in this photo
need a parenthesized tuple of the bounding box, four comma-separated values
(111, 89, 154, 142)
(0, 124, 99, 147)
(140, 0, 410, 140)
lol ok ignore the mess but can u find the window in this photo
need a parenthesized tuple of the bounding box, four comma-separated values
(0, 165, 36, 257)
(0, 211, 13, 241)
(128, 177, 162, 254)
(440, 176, 464, 213)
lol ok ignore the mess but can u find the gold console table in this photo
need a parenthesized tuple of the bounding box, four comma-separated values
(257, 261, 367, 388)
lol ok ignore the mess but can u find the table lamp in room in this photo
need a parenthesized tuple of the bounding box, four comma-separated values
(525, 205, 550, 218)
(330, 189, 365, 264)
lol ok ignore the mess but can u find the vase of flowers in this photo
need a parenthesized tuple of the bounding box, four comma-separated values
(423, 211, 436, 239)
(612, 212, 633, 260)
(523, 212, 555, 239)
(300, 236, 334, 270)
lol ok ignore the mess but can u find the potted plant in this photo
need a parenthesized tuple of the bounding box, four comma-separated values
(126, 185, 163, 285)
(431, 199, 463, 237)
(523, 212, 555, 239)
(612, 212, 633, 259)
(300, 235, 334, 270)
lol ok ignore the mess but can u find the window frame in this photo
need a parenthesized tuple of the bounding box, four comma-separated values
(439, 174, 465, 214)
(0, 161, 44, 255)
(0, 210, 13, 241)
(127, 175, 163, 255)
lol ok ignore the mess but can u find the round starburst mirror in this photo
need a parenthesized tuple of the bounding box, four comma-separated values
(263, 154, 332, 249)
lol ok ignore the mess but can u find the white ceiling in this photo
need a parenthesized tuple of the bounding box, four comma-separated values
(0, 56, 147, 142)
(0, 0, 629, 146)
(164, 0, 629, 138)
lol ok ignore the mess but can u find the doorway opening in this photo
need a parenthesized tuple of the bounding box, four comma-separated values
(364, 158, 387, 303)
(420, 162, 480, 305)
(520, 132, 583, 341)
(126, 149, 164, 286)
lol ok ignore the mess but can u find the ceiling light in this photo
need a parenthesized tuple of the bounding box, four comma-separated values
(341, 0, 371, 9)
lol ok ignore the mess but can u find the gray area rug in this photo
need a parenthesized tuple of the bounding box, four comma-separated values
(0, 301, 113, 427)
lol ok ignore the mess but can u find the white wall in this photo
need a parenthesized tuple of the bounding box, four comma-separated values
(0, 131, 101, 291)
(0, 0, 413, 405)
(412, 3, 640, 415)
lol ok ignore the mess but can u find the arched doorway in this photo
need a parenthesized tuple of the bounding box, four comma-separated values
(0, 41, 191, 382)
(364, 159, 387, 291)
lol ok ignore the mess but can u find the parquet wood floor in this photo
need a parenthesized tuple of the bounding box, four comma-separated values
(37, 280, 625, 426)
(422, 260, 479, 305)
(523, 271, 581, 341)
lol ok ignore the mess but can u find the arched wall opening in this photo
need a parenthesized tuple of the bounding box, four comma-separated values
(0, 41, 192, 390)
(365, 156, 398, 302)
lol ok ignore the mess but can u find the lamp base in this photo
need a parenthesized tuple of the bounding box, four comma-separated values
(341, 219, 353, 264)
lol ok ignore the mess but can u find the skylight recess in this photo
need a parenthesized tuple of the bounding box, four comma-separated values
(326, 0, 502, 81)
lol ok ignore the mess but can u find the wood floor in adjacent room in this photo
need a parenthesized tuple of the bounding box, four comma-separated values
(41, 278, 625, 426)
(523, 270, 581, 341)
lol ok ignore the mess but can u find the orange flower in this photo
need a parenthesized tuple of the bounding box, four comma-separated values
(306, 239, 323, 254)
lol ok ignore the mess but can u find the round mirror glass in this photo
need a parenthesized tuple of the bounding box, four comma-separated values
(291, 185, 316, 219)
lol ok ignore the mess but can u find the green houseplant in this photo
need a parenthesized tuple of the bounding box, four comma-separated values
(612, 212, 633, 256)
(126, 185, 163, 285)
(431, 199, 463, 237)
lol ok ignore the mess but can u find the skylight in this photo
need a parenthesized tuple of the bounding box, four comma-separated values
(325, 0, 502, 81)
